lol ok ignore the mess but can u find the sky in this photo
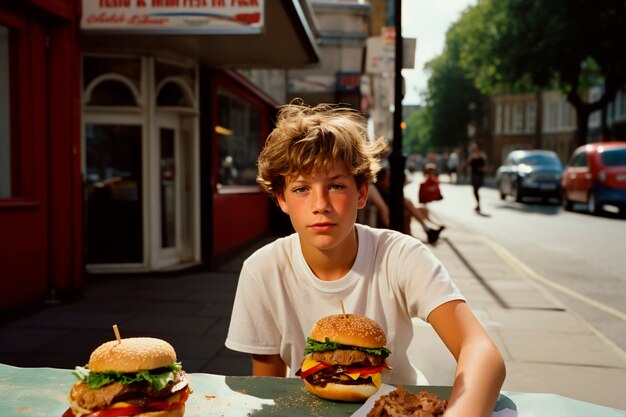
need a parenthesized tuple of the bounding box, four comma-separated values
(401, 0, 476, 105)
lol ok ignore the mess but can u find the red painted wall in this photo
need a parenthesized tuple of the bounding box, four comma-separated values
(0, 0, 81, 310)
(213, 193, 271, 254)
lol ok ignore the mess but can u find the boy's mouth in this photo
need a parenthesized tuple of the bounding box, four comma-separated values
(309, 222, 336, 232)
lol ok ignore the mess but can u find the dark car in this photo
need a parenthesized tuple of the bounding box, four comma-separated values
(496, 150, 563, 203)
(561, 142, 626, 216)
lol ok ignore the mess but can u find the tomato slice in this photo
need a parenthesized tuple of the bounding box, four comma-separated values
(62, 407, 148, 417)
(345, 365, 384, 377)
(299, 362, 332, 379)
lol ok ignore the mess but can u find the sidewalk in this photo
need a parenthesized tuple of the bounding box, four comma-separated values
(1, 227, 625, 410)
(420, 225, 626, 410)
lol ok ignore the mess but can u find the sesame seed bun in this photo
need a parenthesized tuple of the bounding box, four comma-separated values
(310, 314, 387, 348)
(304, 380, 379, 402)
(88, 337, 177, 373)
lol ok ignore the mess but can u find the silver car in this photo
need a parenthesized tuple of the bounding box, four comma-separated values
(496, 150, 563, 203)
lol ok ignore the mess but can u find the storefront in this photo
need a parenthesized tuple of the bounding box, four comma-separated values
(0, 0, 319, 310)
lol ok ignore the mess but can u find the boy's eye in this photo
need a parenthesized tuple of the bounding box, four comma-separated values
(329, 183, 346, 191)
(292, 186, 308, 193)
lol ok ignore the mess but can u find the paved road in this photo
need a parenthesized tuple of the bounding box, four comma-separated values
(405, 173, 626, 354)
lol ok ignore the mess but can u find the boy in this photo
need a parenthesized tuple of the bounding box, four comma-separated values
(226, 103, 505, 417)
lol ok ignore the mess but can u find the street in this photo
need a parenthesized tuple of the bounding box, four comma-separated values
(405, 173, 626, 356)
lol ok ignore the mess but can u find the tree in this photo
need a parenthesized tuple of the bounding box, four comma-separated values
(457, 0, 626, 148)
(402, 109, 432, 155)
(418, 20, 485, 153)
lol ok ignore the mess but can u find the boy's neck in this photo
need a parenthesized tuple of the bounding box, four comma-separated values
(300, 227, 359, 281)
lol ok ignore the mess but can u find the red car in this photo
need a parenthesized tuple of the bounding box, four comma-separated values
(561, 142, 626, 216)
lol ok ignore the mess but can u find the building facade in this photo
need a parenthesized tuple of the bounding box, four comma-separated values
(0, 0, 319, 311)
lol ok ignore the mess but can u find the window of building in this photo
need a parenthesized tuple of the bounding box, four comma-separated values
(0, 24, 11, 198)
(216, 89, 261, 187)
(561, 100, 571, 129)
(513, 103, 523, 133)
(494, 104, 502, 134)
(525, 102, 536, 134)
(503, 104, 511, 134)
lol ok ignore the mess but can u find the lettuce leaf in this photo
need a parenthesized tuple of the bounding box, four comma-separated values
(72, 362, 182, 390)
(304, 337, 391, 358)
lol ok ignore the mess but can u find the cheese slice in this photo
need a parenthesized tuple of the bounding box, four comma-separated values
(371, 372, 382, 388)
(301, 356, 322, 372)
(110, 401, 134, 408)
(345, 371, 382, 388)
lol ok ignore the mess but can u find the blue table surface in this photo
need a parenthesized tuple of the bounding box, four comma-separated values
(1, 364, 625, 417)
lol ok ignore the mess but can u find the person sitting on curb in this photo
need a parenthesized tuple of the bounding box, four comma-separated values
(376, 165, 445, 244)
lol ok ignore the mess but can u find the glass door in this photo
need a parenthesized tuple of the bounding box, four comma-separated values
(84, 123, 143, 264)
(155, 113, 181, 267)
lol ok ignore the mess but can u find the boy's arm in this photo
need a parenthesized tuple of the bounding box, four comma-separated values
(428, 300, 506, 417)
(252, 354, 288, 377)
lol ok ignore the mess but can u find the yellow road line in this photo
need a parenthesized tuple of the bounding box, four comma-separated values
(480, 236, 626, 362)
(480, 236, 626, 323)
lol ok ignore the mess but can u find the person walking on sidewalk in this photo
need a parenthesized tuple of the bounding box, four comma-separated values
(468, 142, 487, 213)
(225, 102, 505, 417)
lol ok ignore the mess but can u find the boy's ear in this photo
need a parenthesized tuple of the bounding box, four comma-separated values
(276, 192, 289, 214)
(357, 182, 369, 209)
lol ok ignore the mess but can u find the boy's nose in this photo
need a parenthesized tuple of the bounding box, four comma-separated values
(311, 189, 331, 213)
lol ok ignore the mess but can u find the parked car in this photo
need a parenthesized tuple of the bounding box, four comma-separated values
(496, 149, 563, 203)
(561, 141, 626, 216)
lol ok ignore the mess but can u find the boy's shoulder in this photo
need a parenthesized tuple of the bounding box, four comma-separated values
(244, 233, 298, 264)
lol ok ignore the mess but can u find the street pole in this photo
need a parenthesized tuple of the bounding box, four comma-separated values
(389, 0, 406, 232)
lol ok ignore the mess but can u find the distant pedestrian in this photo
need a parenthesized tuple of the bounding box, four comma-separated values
(447, 149, 460, 184)
(468, 142, 487, 213)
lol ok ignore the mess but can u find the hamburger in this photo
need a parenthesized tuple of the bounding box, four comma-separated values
(297, 314, 391, 402)
(62, 337, 190, 417)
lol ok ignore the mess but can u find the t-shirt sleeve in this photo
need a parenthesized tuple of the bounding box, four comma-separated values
(225, 258, 283, 355)
(391, 237, 465, 321)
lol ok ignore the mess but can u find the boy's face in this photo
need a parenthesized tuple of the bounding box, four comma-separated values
(276, 162, 368, 254)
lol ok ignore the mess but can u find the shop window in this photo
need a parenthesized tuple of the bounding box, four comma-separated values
(0, 24, 11, 198)
(155, 59, 195, 96)
(83, 55, 141, 93)
(217, 90, 261, 187)
(87, 78, 138, 106)
(156, 81, 193, 108)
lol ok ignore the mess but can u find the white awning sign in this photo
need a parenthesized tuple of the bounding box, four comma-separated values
(81, 0, 264, 35)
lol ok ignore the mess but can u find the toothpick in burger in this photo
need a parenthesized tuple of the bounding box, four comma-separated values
(297, 314, 391, 402)
(63, 337, 190, 417)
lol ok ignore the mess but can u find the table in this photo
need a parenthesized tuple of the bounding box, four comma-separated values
(1, 364, 625, 417)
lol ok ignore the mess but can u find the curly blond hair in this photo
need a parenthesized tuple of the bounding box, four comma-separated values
(257, 101, 387, 200)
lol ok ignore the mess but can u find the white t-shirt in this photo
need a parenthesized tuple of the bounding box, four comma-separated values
(225, 224, 464, 385)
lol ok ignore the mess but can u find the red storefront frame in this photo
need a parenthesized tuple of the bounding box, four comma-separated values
(210, 70, 274, 257)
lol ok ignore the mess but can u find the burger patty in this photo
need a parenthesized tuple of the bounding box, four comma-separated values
(311, 349, 385, 367)
(70, 370, 188, 410)
(305, 365, 374, 387)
